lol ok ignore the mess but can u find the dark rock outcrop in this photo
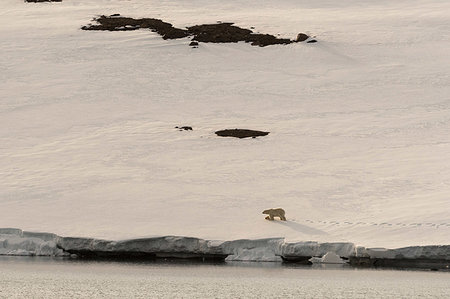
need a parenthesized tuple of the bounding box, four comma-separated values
(187, 23, 291, 46)
(82, 16, 297, 47)
(296, 33, 309, 42)
(82, 15, 189, 39)
(25, 0, 62, 2)
(215, 129, 269, 139)
(175, 126, 193, 131)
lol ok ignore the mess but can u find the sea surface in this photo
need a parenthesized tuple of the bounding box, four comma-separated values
(0, 257, 449, 298)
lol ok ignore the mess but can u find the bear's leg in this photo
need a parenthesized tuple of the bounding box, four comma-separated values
(265, 216, 271, 220)
(281, 215, 287, 221)
(269, 215, 274, 220)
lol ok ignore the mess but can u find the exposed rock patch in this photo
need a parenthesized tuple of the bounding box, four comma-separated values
(82, 15, 308, 47)
(82, 15, 188, 39)
(25, 0, 62, 2)
(175, 126, 193, 131)
(187, 23, 291, 46)
(215, 129, 269, 139)
(189, 41, 199, 47)
(296, 33, 318, 44)
(296, 33, 309, 42)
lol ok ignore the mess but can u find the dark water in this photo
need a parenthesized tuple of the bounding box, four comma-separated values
(0, 257, 449, 298)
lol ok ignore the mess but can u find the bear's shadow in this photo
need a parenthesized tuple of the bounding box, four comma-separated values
(275, 220, 328, 235)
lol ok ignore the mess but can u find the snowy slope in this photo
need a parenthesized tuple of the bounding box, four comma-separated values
(1, 0, 449, 248)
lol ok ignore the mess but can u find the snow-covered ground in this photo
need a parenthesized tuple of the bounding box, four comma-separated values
(1, 0, 449, 248)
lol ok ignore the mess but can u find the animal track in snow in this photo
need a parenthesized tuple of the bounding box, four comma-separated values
(302, 219, 449, 229)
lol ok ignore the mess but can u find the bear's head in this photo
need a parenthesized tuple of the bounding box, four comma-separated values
(262, 209, 271, 215)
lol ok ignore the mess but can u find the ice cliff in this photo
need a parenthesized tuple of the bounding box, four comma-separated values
(0, 228, 66, 256)
(1, 228, 449, 269)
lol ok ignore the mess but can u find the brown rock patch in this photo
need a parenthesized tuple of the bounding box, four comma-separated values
(82, 16, 298, 47)
(82, 15, 189, 39)
(215, 129, 269, 139)
(187, 23, 291, 46)
(26, 0, 62, 2)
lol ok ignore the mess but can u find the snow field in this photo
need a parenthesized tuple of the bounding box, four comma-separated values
(1, 0, 449, 247)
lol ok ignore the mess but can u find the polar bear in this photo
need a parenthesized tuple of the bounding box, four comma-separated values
(262, 208, 286, 221)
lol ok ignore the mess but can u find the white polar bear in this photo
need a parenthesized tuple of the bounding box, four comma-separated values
(262, 208, 286, 221)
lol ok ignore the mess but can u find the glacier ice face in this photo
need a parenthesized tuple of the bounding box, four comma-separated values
(310, 252, 347, 264)
(1, 228, 449, 265)
(0, 228, 23, 236)
(219, 238, 284, 262)
(280, 241, 356, 258)
(56, 235, 226, 259)
(0, 229, 66, 256)
(57, 236, 287, 261)
(115, 236, 221, 254)
(359, 245, 450, 260)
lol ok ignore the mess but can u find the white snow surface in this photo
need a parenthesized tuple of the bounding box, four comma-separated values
(1, 0, 450, 248)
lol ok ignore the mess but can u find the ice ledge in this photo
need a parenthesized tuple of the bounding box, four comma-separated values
(349, 245, 450, 269)
(56, 236, 227, 261)
(1, 228, 449, 269)
(0, 228, 66, 256)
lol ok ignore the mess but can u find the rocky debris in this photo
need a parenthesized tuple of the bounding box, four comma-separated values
(215, 129, 269, 139)
(307, 39, 318, 43)
(175, 126, 193, 131)
(82, 16, 299, 47)
(25, 0, 62, 2)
